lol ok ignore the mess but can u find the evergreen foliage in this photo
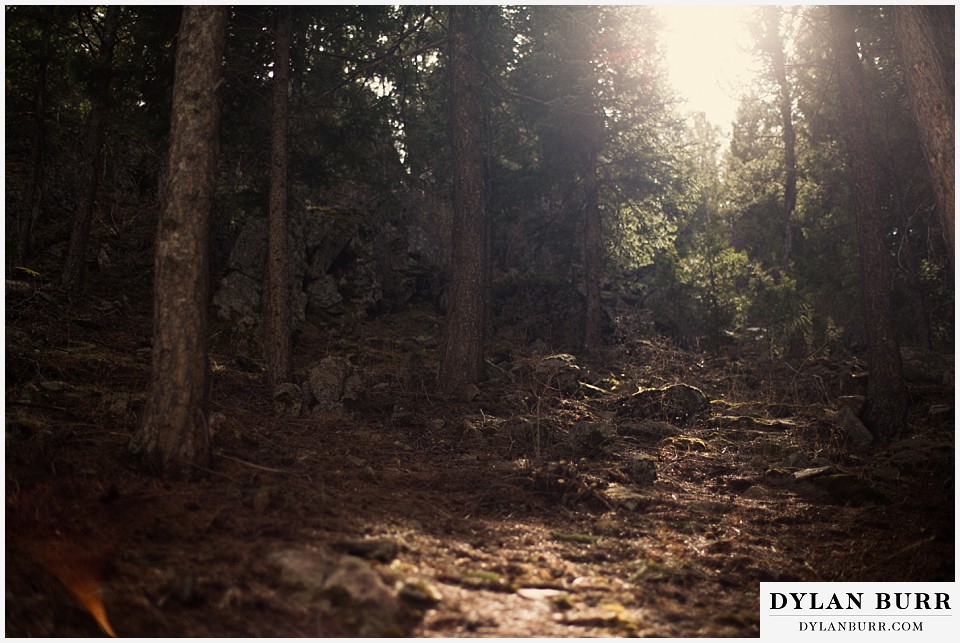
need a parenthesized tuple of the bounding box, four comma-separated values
(4, 5, 953, 359)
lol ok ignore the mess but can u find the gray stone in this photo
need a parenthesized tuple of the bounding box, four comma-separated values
(601, 483, 650, 511)
(622, 453, 658, 486)
(836, 395, 865, 414)
(212, 271, 262, 336)
(306, 274, 343, 313)
(617, 384, 710, 425)
(900, 346, 950, 384)
(273, 382, 304, 417)
(569, 420, 617, 456)
(617, 419, 682, 441)
(836, 405, 874, 445)
(398, 579, 443, 607)
(891, 439, 954, 473)
(534, 354, 581, 394)
(268, 548, 403, 636)
(334, 537, 402, 563)
(793, 465, 837, 483)
(308, 356, 363, 411)
(809, 474, 889, 506)
(763, 468, 797, 487)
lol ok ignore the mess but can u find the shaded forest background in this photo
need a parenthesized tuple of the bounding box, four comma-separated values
(3, 5, 956, 637)
(6, 4, 952, 374)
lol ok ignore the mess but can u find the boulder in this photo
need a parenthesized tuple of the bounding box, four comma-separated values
(836, 405, 873, 446)
(533, 354, 582, 394)
(273, 382, 305, 418)
(307, 356, 363, 412)
(617, 384, 709, 425)
(569, 420, 616, 456)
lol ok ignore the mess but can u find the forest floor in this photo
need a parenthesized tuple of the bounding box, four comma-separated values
(4, 255, 955, 637)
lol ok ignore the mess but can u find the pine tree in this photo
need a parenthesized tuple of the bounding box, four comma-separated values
(892, 5, 955, 271)
(131, 6, 227, 479)
(264, 7, 293, 392)
(439, 6, 489, 393)
(830, 5, 908, 442)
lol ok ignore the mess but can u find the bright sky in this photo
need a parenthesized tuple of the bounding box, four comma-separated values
(656, 5, 757, 136)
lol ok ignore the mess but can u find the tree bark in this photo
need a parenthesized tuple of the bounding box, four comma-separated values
(892, 5, 955, 271)
(264, 7, 293, 392)
(61, 5, 121, 294)
(761, 7, 798, 274)
(883, 156, 933, 350)
(583, 141, 602, 355)
(830, 5, 908, 442)
(130, 6, 227, 480)
(439, 6, 488, 394)
(17, 7, 55, 263)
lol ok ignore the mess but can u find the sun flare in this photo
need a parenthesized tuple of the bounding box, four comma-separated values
(657, 5, 758, 134)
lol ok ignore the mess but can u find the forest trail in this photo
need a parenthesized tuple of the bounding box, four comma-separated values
(5, 276, 954, 637)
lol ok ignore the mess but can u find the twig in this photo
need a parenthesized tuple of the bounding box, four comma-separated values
(214, 452, 292, 475)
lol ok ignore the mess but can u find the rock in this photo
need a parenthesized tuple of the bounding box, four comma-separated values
(516, 587, 563, 601)
(715, 415, 795, 431)
(622, 453, 657, 486)
(927, 404, 953, 424)
(322, 555, 398, 607)
(782, 451, 813, 468)
(485, 359, 513, 381)
(459, 382, 480, 402)
(891, 439, 954, 473)
(301, 211, 355, 277)
(105, 392, 131, 415)
(401, 352, 425, 390)
(342, 249, 384, 313)
(617, 419, 681, 441)
(793, 465, 837, 482)
(617, 384, 709, 425)
(273, 382, 304, 417)
(213, 195, 448, 344)
(569, 420, 617, 456)
(601, 483, 650, 511)
(268, 548, 404, 636)
(809, 474, 889, 507)
(305, 274, 343, 314)
(269, 547, 337, 597)
(307, 356, 363, 412)
(742, 485, 772, 500)
(212, 271, 263, 338)
(836, 405, 873, 445)
(413, 335, 438, 348)
(689, 500, 730, 513)
(899, 346, 950, 384)
(334, 537, 402, 563)
(836, 396, 865, 414)
(763, 468, 797, 487)
(398, 579, 443, 607)
(212, 217, 270, 337)
(533, 354, 582, 394)
(250, 486, 274, 512)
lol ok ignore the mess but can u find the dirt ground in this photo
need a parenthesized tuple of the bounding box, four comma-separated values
(4, 262, 955, 637)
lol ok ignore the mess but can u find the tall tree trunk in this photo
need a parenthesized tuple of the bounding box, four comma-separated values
(883, 156, 933, 350)
(130, 6, 227, 480)
(439, 6, 488, 394)
(61, 5, 121, 294)
(859, 36, 935, 351)
(17, 8, 54, 263)
(264, 7, 293, 392)
(830, 5, 908, 442)
(761, 7, 798, 274)
(583, 141, 602, 355)
(892, 5, 955, 271)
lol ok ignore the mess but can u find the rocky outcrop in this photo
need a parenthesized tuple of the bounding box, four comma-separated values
(212, 190, 447, 346)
